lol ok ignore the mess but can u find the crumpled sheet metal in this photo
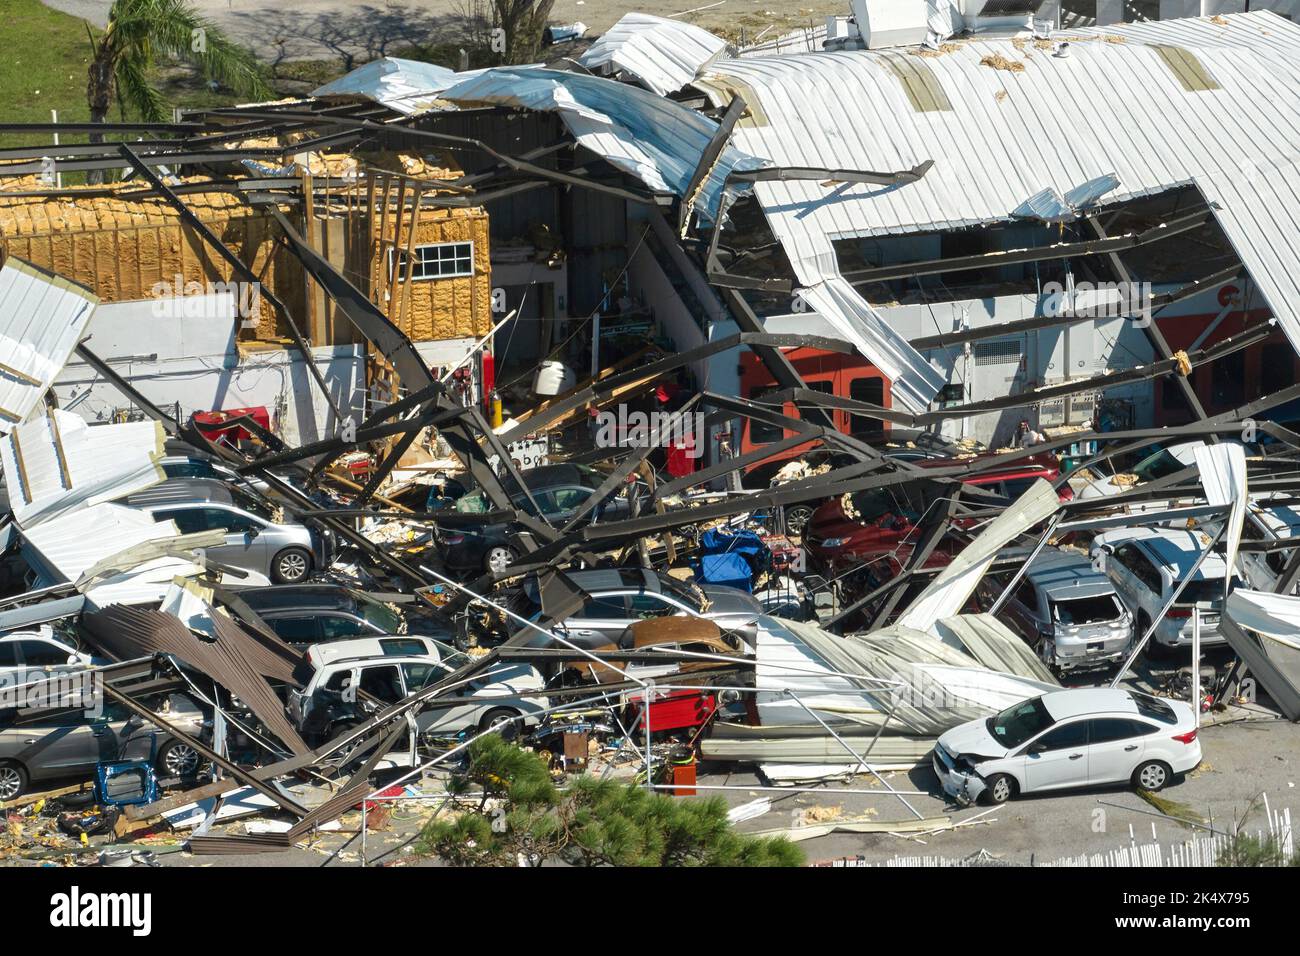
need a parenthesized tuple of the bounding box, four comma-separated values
(81, 604, 309, 755)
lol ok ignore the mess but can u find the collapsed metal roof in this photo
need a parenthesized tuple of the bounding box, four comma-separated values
(700, 12, 1300, 240)
(579, 12, 730, 96)
(438, 66, 767, 223)
(0, 259, 97, 435)
(311, 56, 462, 115)
(0, 410, 165, 528)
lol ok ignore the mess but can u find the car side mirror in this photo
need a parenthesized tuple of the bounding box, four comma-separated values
(1028, 743, 1047, 754)
(67, 654, 79, 665)
(246, 526, 260, 539)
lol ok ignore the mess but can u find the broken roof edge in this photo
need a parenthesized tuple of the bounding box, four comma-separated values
(579, 12, 731, 97)
(438, 66, 767, 224)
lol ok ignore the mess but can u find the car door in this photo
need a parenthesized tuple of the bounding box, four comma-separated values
(1086, 718, 1152, 785)
(154, 507, 264, 573)
(405, 661, 473, 732)
(558, 593, 631, 644)
(209, 506, 271, 572)
(1020, 719, 1090, 792)
(1105, 545, 1145, 616)
(14, 711, 121, 777)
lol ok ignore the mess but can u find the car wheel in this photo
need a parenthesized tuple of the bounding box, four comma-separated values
(0, 762, 27, 802)
(785, 505, 814, 536)
(982, 773, 1016, 805)
(483, 546, 516, 574)
(479, 707, 521, 740)
(1133, 760, 1172, 792)
(156, 740, 202, 779)
(272, 547, 312, 584)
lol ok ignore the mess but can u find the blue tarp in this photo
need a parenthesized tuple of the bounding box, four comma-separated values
(700, 527, 765, 558)
(696, 552, 754, 593)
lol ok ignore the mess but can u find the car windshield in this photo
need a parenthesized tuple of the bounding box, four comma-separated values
(358, 598, 403, 634)
(1131, 448, 1183, 482)
(428, 638, 471, 670)
(1052, 595, 1122, 625)
(230, 486, 274, 521)
(987, 696, 1055, 749)
(659, 575, 705, 610)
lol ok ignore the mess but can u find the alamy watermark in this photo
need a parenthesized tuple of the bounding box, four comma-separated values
(594, 405, 705, 459)
(1042, 280, 1154, 326)
(150, 274, 262, 331)
(0, 669, 102, 717)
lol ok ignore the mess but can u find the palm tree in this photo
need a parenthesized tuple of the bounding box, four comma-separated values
(86, 0, 271, 175)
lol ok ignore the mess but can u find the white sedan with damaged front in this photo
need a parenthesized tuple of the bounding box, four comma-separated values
(931, 688, 1201, 805)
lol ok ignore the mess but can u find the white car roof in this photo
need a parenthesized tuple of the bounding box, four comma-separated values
(1094, 527, 1229, 578)
(1040, 688, 1137, 721)
(307, 637, 440, 669)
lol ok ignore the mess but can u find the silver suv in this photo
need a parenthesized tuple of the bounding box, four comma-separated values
(983, 550, 1132, 674)
(118, 479, 327, 584)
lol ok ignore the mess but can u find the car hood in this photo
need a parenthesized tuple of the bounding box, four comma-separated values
(937, 717, 1009, 759)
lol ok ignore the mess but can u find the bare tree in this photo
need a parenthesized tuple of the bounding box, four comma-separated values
(492, 0, 555, 64)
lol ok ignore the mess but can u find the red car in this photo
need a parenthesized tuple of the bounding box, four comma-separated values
(806, 453, 1071, 569)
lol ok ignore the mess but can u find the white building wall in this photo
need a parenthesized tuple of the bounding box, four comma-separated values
(52, 294, 364, 446)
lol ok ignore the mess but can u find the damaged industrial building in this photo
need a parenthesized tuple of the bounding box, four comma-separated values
(1, 0, 1299, 872)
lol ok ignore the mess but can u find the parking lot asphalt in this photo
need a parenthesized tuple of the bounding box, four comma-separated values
(143, 712, 1295, 868)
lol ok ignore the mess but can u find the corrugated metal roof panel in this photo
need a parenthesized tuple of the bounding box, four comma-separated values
(1195, 155, 1300, 360)
(579, 12, 728, 96)
(703, 11, 1300, 247)
(0, 411, 165, 529)
(311, 57, 461, 115)
(20, 502, 189, 584)
(0, 260, 96, 435)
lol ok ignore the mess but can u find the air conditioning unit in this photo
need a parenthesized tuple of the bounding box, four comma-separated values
(960, 0, 1044, 33)
(848, 0, 931, 49)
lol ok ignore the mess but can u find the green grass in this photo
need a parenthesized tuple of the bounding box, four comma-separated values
(0, 0, 348, 151)
(0, 0, 97, 143)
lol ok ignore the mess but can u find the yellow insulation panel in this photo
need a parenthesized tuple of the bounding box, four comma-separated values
(0, 188, 303, 342)
(378, 205, 492, 343)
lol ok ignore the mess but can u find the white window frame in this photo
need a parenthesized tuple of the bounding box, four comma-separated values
(388, 241, 475, 281)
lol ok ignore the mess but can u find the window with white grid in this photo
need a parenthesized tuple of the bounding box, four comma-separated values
(390, 241, 475, 281)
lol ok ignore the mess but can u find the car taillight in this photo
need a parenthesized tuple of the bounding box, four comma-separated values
(1172, 729, 1198, 744)
(1167, 608, 1191, 619)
